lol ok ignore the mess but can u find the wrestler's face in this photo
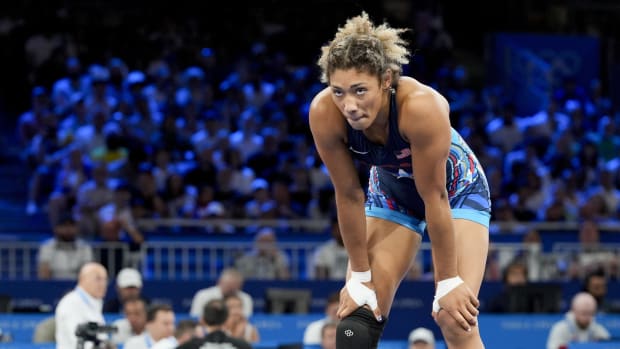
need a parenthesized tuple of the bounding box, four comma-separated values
(329, 69, 387, 130)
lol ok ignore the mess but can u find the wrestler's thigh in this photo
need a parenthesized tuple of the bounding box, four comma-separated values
(364, 217, 421, 315)
(453, 218, 489, 296)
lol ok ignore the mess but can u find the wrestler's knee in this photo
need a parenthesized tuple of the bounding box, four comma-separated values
(435, 310, 479, 344)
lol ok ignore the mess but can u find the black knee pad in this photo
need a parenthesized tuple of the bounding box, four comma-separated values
(336, 307, 387, 349)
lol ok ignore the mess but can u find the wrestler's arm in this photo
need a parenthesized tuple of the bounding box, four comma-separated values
(401, 93, 457, 280)
(308, 92, 369, 273)
(401, 92, 478, 329)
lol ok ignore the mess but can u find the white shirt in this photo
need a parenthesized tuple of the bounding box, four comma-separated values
(150, 336, 177, 349)
(55, 287, 105, 349)
(310, 240, 349, 280)
(111, 318, 143, 345)
(189, 286, 253, 318)
(38, 239, 93, 280)
(124, 332, 156, 349)
(303, 317, 328, 345)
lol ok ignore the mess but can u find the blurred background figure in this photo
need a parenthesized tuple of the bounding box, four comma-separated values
(54, 262, 108, 349)
(124, 304, 176, 349)
(111, 297, 147, 346)
(222, 293, 259, 343)
(235, 227, 290, 280)
(37, 213, 93, 280)
(190, 267, 253, 319)
(177, 299, 251, 349)
(320, 321, 337, 349)
(104, 267, 147, 313)
(546, 292, 611, 349)
(408, 327, 435, 349)
(303, 291, 339, 346)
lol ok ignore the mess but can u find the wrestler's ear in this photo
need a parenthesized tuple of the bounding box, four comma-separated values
(382, 69, 392, 89)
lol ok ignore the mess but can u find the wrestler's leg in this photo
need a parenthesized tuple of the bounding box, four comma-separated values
(337, 217, 421, 349)
(435, 219, 489, 349)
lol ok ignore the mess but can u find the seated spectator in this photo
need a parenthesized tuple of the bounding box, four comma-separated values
(223, 293, 259, 343)
(569, 220, 617, 280)
(408, 327, 436, 349)
(98, 182, 145, 274)
(178, 299, 251, 349)
(104, 268, 147, 313)
(582, 269, 619, 313)
(190, 268, 253, 319)
(309, 216, 348, 280)
(74, 162, 114, 237)
(546, 292, 611, 349)
(124, 304, 176, 349)
(235, 227, 290, 280)
(47, 146, 90, 226)
(303, 291, 339, 345)
(487, 260, 529, 313)
(37, 213, 93, 280)
(320, 320, 337, 349)
(111, 297, 147, 345)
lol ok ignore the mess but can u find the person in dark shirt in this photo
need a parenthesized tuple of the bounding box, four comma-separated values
(178, 299, 252, 349)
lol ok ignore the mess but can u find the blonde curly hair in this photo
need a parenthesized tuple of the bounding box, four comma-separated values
(317, 11, 410, 86)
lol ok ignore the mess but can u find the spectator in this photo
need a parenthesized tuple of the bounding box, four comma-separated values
(223, 293, 260, 343)
(74, 162, 114, 237)
(190, 268, 253, 319)
(111, 297, 148, 345)
(303, 291, 339, 345)
(150, 319, 199, 349)
(177, 299, 251, 349)
(104, 267, 147, 313)
(98, 182, 145, 275)
(54, 262, 108, 349)
(309, 216, 348, 280)
(546, 292, 610, 349)
(37, 213, 93, 280)
(582, 270, 619, 313)
(235, 227, 290, 280)
(124, 303, 176, 349)
(320, 321, 337, 349)
(408, 327, 436, 349)
(487, 261, 529, 313)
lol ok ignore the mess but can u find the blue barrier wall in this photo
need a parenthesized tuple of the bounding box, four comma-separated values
(0, 313, 619, 349)
(2, 280, 620, 341)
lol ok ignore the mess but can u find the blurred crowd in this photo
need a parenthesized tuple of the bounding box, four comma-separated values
(2, 2, 620, 285)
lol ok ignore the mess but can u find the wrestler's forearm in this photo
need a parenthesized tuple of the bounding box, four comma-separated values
(425, 199, 458, 281)
(335, 191, 370, 272)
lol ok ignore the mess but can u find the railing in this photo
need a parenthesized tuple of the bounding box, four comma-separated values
(3, 219, 619, 280)
(6, 240, 617, 281)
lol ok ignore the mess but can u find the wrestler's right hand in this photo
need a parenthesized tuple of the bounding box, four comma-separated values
(337, 270, 383, 322)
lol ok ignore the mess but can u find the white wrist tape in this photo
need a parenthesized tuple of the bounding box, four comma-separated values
(432, 276, 464, 313)
(346, 270, 378, 310)
(350, 270, 372, 283)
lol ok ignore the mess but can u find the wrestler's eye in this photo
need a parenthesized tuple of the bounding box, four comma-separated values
(355, 88, 367, 95)
(332, 89, 344, 97)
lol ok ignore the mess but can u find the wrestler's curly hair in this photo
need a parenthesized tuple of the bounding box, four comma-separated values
(317, 11, 410, 86)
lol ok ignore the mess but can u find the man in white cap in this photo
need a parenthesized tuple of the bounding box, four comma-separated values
(408, 327, 435, 349)
(104, 267, 147, 313)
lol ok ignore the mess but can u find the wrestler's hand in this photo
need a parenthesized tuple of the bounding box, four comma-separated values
(431, 277, 479, 331)
(337, 272, 383, 322)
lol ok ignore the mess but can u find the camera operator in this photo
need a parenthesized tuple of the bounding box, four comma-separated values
(55, 262, 110, 349)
